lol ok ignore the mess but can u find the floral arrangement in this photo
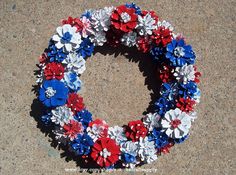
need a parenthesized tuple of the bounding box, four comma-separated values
(36, 3, 201, 169)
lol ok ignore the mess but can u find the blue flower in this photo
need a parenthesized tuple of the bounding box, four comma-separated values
(70, 134, 94, 155)
(179, 81, 198, 98)
(81, 10, 92, 19)
(63, 72, 82, 92)
(148, 129, 170, 149)
(174, 134, 188, 144)
(125, 3, 142, 15)
(165, 39, 195, 67)
(122, 153, 137, 164)
(47, 42, 68, 62)
(74, 109, 92, 129)
(76, 38, 94, 59)
(39, 80, 69, 108)
(150, 47, 165, 61)
(154, 97, 173, 116)
(160, 82, 179, 101)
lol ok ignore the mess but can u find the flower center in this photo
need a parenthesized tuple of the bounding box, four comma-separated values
(100, 148, 111, 158)
(170, 119, 181, 129)
(120, 12, 131, 23)
(45, 87, 56, 98)
(61, 32, 72, 44)
(174, 46, 185, 57)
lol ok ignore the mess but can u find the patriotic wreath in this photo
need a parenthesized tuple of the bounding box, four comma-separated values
(35, 3, 201, 169)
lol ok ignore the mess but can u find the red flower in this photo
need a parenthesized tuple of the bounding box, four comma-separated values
(159, 64, 174, 83)
(151, 27, 172, 47)
(141, 10, 158, 24)
(44, 62, 64, 80)
(194, 66, 201, 83)
(111, 5, 137, 32)
(67, 93, 85, 114)
(106, 27, 124, 47)
(176, 97, 196, 113)
(91, 138, 120, 167)
(39, 52, 48, 64)
(63, 120, 84, 140)
(159, 142, 174, 154)
(125, 120, 148, 142)
(88, 119, 109, 139)
(61, 16, 83, 32)
(137, 36, 151, 53)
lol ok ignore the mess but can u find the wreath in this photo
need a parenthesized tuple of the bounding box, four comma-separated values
(35, 3, 201, 169)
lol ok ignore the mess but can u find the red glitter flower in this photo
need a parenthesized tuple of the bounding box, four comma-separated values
(176, 97, 196, 113)
(91, 137, 120, 167)
(194, 66, 201, 83)
(63, 120, 84, 140)
(106, 27, 124, 47)
(125, 120, 148, 142)
(61, 16, 83, 32)
(88, 119, 109, 139)
(151, 27, 172, 47)
(67, 93, 85, 114)
(137, 36, 151, 53)
(159, 64, 174, 83)
(44, 62, 64, 80)
(111, 5, 138, 32)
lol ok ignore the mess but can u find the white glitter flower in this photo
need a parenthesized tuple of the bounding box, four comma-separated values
(90, 31, 107, 46)
(158, 20, 174, 31)
(136, 13, 157, 36)
(137, 137, 157, 164)
(51, 105, 73, 126)
(174, 64, 196, 84)
(62, 52, 86, 74)
(142, 113, 161, 132)
(90, 6, 114, 32)
(121, 31, 137, 47)
(120, 141, 139, 168)
(108, 126, 127, 144)
(52, 24, 82, 52)
(161, 108, 192, 139)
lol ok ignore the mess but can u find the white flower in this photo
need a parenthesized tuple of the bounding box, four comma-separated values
(161, 108, 192, 139)
(62, 53, 86, 74)
(136, 13, 157, 36)
(121, 32, 137, 47)
(63, 71, 82, 91)
(142, 113, 161, 131)
(52, 24, 82, 52)
(90, 31, 107, 46)
(137, 137, 157, 164)
(158, 20, 174, 31)
(108, 126, 127, 144)
(51, 106, 74, 126)
(86, 120, 108, 141)
(90, 7, 114, 32)
(174, 64, 195, 84)
(120, 141, 139, 168)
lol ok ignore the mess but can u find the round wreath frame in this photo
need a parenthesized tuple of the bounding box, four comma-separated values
(35, 3, 201, 169)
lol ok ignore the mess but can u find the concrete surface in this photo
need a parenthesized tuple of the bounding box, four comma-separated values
(0, 0, 235, 174)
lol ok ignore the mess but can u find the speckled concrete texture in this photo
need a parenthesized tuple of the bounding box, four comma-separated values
(0, 0, 235, 174)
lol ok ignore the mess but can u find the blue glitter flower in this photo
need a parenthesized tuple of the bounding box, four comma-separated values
(178, 81, 198, 98)
(154, 97, 173, 116)
(165, 39, 195, 67)
(47, 42, 68, 62)
(150, 47, 165, 61)
(148, 129, 170, 149)
(39, 80, 69, 108)
(125, 3, 142, 15)
(81, 10, 93, 19)
(74, 109, 92, 129)
(70, 134, 94, 155)
(122, 153, 137, 164)
(76, 38, 94, 59)
(63, 72, 82, 92)
(160, 82, 179, 101)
